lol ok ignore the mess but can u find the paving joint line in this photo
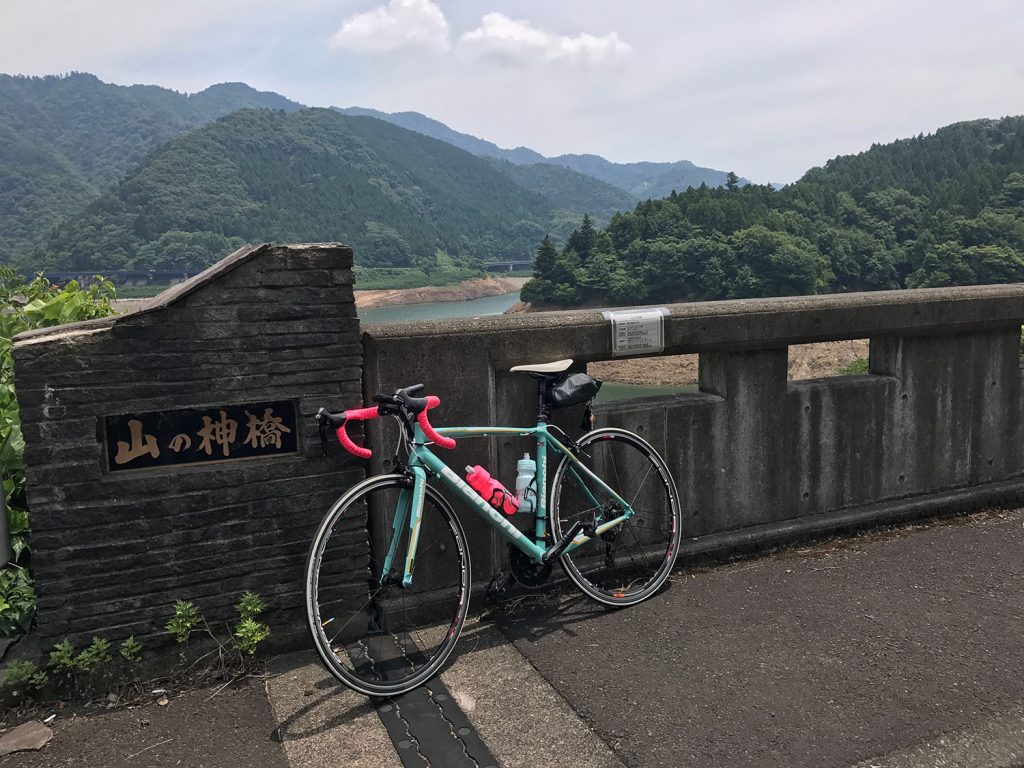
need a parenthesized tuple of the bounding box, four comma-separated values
(374, 677, 500, 768)
(425, 682, 480, 768)
(380, 696, 429, 768)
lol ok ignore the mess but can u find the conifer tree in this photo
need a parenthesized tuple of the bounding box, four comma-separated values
(533, 234, 557, 278)
(566, 214, 598, 262)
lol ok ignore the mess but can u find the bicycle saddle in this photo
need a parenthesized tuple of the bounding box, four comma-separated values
(509, 359, 573, 375)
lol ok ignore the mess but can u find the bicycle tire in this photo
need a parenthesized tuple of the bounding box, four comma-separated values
(305, 474, 471, 697)
(549, 428, 681, 606)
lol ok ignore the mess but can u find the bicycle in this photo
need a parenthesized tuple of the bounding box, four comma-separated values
(305, 359, 682, 697)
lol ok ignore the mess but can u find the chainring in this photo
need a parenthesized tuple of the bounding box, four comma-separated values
(508, 544, 553, 588)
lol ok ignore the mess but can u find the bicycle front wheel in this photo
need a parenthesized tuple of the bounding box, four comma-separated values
(305, 474, 471, 697)
(550, 428, 681, 606)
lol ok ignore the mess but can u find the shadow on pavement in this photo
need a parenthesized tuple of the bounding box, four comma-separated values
(490, 508, 1024, 768)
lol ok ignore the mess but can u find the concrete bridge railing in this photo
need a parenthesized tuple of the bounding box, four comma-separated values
(364, 285, 1024, 581)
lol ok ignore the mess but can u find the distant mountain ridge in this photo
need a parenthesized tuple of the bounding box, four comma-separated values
(336, 106, 547, 165)
(0, 72, 744, 271)
(335, 106, 742, 199)
(37, 108, 574, 271)
(0, 73, 301, 187)
(0, 73, 302, 261)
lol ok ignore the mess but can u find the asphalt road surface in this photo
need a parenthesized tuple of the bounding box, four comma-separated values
(499, 508, 1024, 768)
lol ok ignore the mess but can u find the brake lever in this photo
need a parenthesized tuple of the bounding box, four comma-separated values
(316, 410, 330, 457)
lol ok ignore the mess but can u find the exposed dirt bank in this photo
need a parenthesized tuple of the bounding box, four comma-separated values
(590, 340, 869, 386)
(355, 276, 527, 309)
(114, 277, 526, 315)
(507, 300, 869, 384)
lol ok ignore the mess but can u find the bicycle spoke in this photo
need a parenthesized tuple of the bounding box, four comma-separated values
(325, 585, 387, 646)
(551, 430, 680, 606)
(306, 476, 470, 697)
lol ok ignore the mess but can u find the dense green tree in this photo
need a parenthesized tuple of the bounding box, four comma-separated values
(999, 172, 1024, 207)
(134, 230, 245, 270)
(534, 235, 557, 274)
(523, 115, 1024, 307)
(361, 222, 413, 267)
(566, 214, 598, 262)
(730, 225, 832, 296)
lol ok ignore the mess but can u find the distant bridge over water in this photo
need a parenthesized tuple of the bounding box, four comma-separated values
(39, 262, 530, 284)
(484, 259, 532, 272)
(36, 270, 196, 286)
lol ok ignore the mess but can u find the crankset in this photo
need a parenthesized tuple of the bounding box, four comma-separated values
(508, 544, 553, 589)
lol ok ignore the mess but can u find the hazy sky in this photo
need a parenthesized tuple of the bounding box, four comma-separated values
(3, 0, 1023, 183)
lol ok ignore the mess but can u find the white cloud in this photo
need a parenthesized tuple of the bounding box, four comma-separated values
(332, 0, 450, 54)
(459, 13, 631, 63)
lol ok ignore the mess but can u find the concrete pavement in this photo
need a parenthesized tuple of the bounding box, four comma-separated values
(265, 619, 623, 768)
(500, 507, 1024, 767)
(9, 506, 1024, 767)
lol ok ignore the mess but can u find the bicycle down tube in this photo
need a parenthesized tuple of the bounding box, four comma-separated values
(393, 421, 635, 579)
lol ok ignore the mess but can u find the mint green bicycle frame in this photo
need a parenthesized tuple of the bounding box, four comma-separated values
(381, 421, 634, 587)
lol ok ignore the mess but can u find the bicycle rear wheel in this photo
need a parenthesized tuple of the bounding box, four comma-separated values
(550, 428, 681, 606)
(305, 474, 470, 697)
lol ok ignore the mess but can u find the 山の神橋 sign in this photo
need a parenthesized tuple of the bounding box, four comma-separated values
(104, 400, 298, 471)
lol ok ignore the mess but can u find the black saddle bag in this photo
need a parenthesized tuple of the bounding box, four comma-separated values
(548, 373, 602, 408)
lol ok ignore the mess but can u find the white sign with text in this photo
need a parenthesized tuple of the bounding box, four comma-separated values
(602, 307, 670, 357)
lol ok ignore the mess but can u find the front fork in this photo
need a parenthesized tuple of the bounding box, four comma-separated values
(379, 467, 427, 588)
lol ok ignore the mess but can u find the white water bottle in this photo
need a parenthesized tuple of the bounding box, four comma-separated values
(515, 453, 537, 514)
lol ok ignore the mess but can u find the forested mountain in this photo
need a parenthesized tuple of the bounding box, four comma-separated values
(4, 73, 728, 271)
(483, 158, 636, 220)
(335, 107, 546, 164)
(0, 73, 301, 262)
(335, 106, 740, 199)
(523, 117, 1024, 307)
(38, 108, 572, 271)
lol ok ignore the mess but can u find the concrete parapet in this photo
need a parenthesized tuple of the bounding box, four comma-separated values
(363, 285, 1024, 582)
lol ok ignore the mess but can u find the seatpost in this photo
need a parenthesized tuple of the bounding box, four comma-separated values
(536, 378, 551, 423)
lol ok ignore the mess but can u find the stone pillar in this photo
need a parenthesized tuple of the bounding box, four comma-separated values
(12, 243, 364, 648)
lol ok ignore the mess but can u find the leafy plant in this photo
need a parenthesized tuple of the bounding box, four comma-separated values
(119, 636, 143, 663)
(166, 599, 201, 644)
(47, 635, 113, 673)
(233, 592, 270, 656)
(48, 638, 76, 672)
(234, 618, 271, 656)
(44, 635, 132, 696)
(235, 591, 265, 620)
(75, 636, 112, 671)
(168, 592, 271, 660)
(838, 357, 870, 375)
(0, 269, 116, 638)
(0, 565, 34, 636)
(2, 659, 47, 696)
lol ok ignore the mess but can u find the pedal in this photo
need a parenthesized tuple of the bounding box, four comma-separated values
(542, 520, 586, 564)
(485, 574, 515, 602)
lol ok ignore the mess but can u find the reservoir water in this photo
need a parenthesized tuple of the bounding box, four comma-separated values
(357, 291, 692, 402)
(358, 292, 522, 325)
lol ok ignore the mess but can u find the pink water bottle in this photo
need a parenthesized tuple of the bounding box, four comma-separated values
(465, 465, 519, 516)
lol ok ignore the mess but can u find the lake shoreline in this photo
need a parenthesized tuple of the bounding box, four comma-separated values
(355, 276, 527, 309)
